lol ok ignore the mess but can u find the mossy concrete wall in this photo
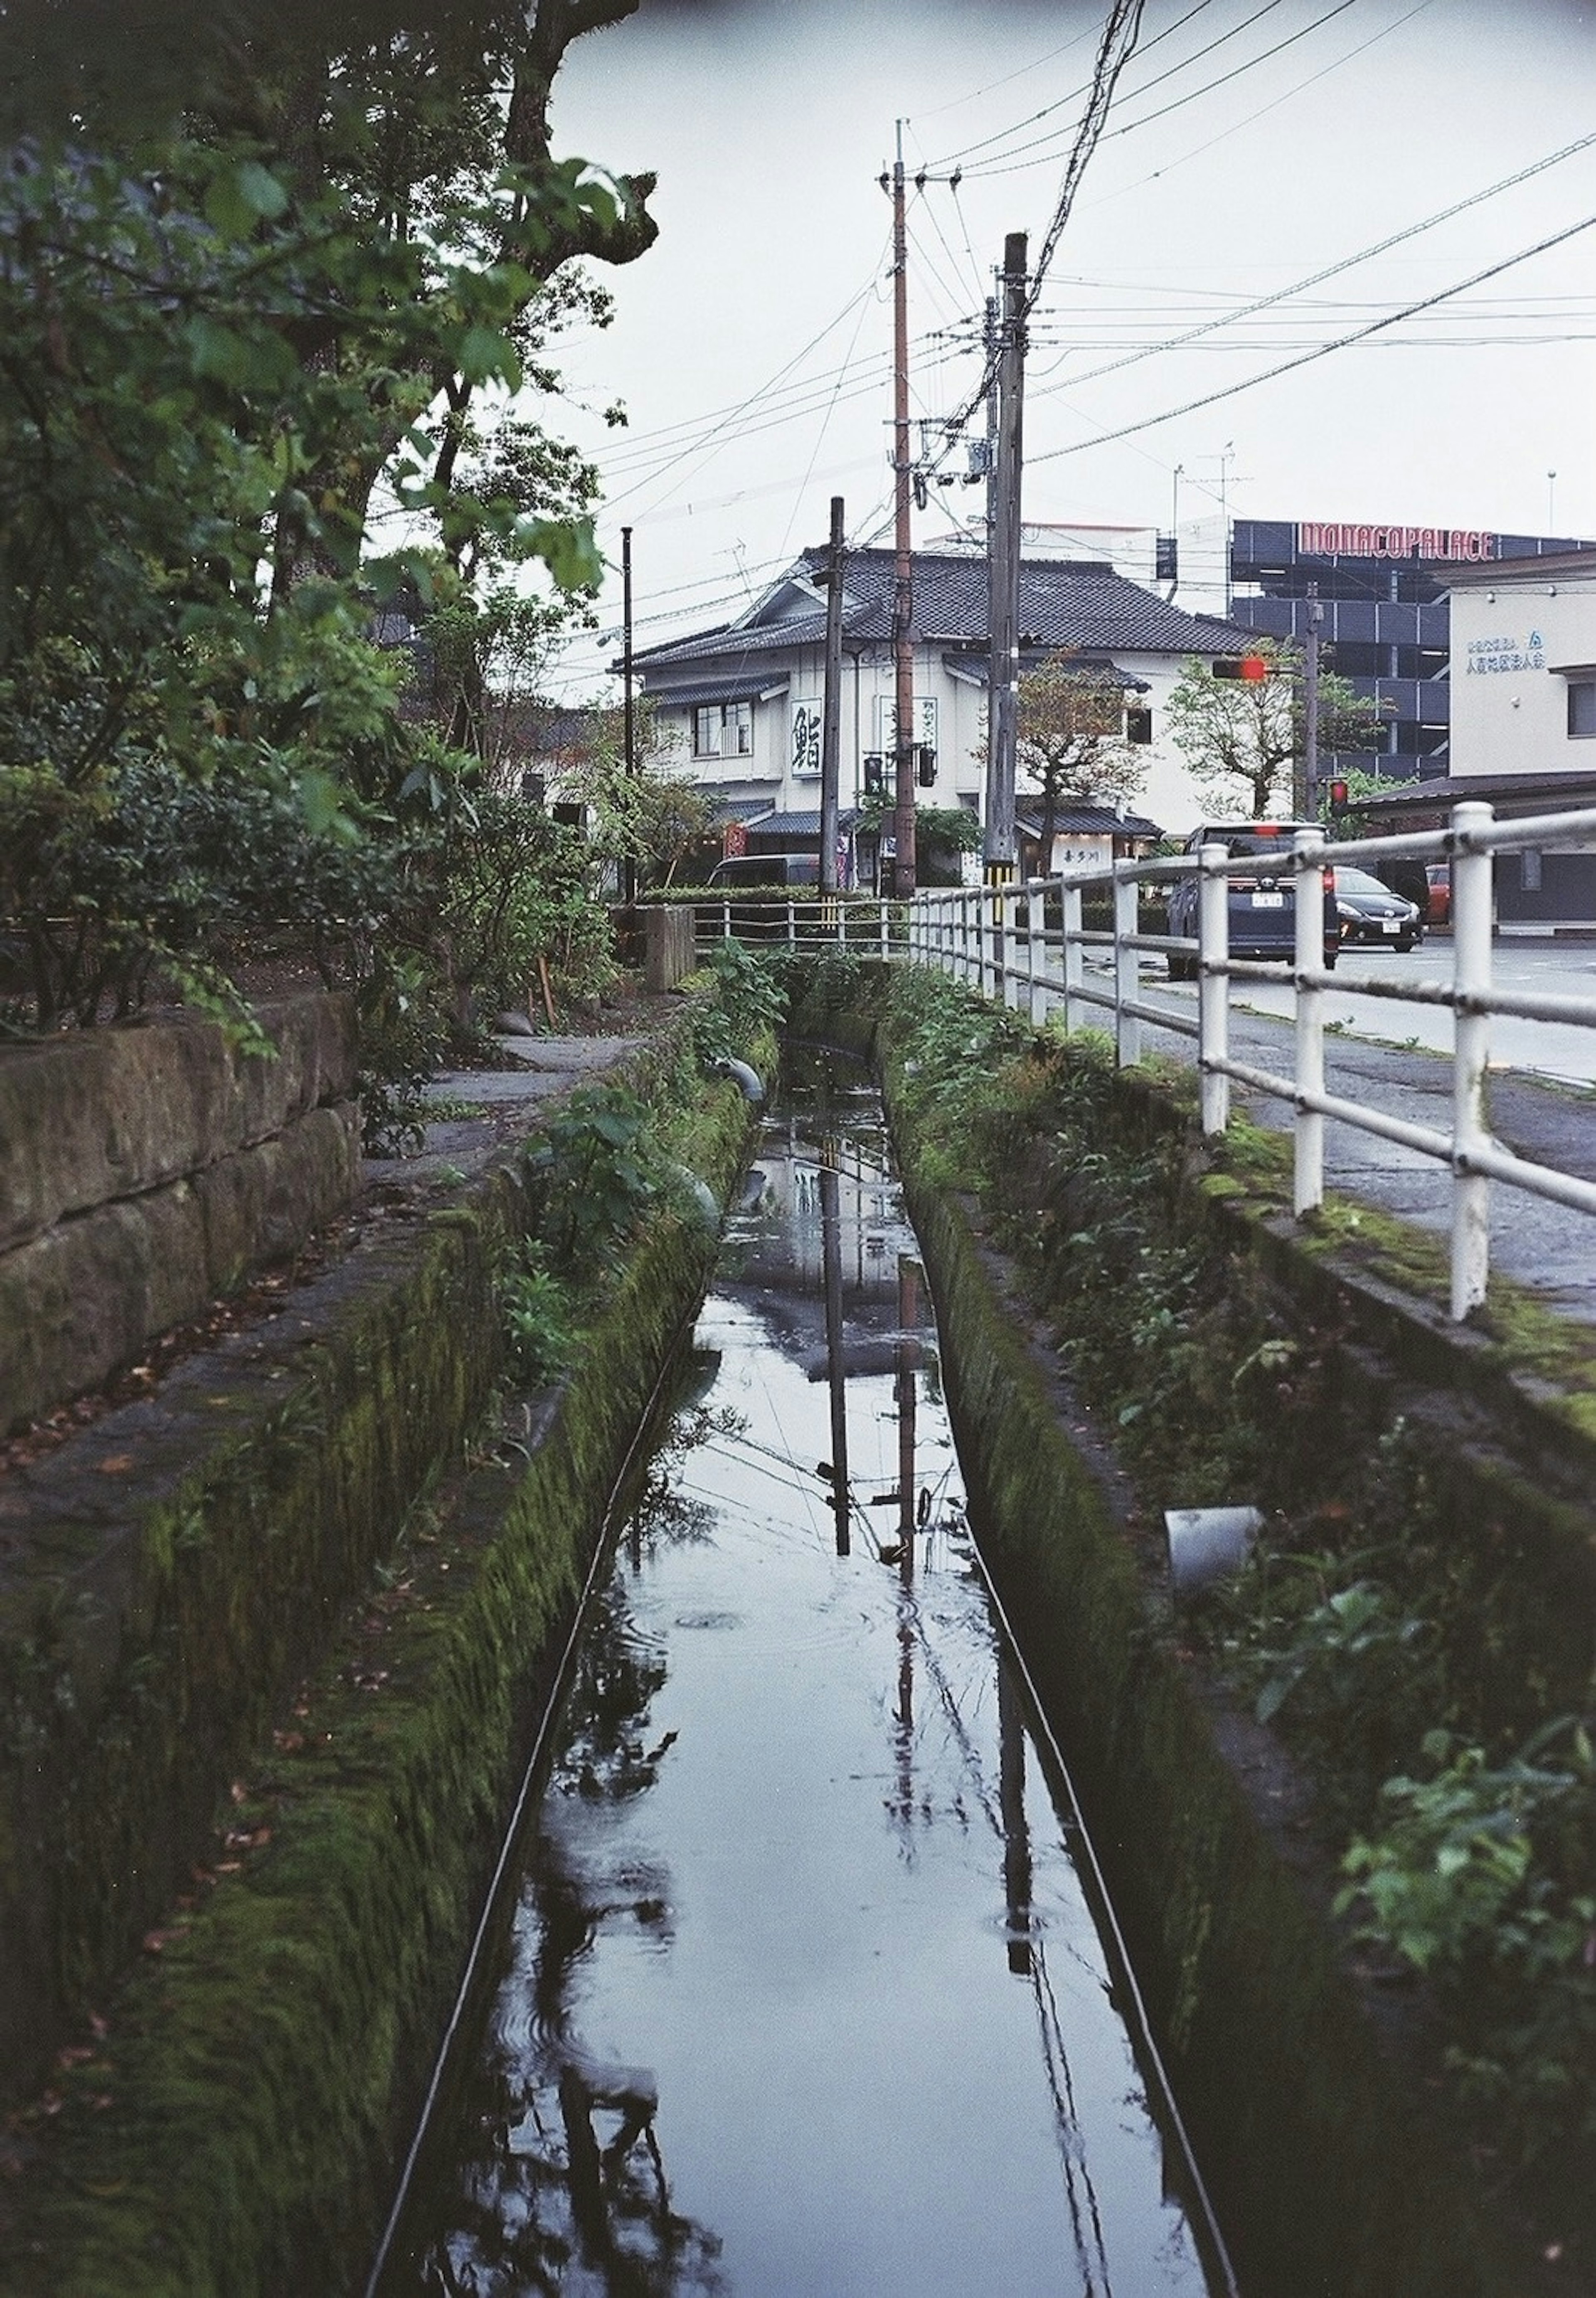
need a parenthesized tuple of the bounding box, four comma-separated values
(0, 997, 362, 1434)
(0, 1012, 741, 2121)
(0, 1101, 749, 2297)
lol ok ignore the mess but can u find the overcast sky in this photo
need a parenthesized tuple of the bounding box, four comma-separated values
(532, 0, 1596, 692)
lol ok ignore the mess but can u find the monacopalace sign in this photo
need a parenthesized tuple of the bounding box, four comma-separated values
(1296, 522, 1497, 562)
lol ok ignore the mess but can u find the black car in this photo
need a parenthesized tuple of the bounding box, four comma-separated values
(1332, 865, 1421, 951)
(1165, 820, 1339, 978)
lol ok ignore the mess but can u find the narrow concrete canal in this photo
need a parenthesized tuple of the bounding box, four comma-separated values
(374, 1056, 1232, 2297)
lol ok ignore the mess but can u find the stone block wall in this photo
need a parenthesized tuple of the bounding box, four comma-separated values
(0, 997, 362, 1435)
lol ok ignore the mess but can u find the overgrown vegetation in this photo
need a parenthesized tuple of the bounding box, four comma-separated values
(876, 963, 1596, 2188)
(0, 0, 654, 1117)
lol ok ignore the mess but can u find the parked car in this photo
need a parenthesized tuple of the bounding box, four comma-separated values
(1426, 861, 1451, 927)
(706, 852, 820, 889)
(1165, 820, 1339, 978)
(1332, 865, 1422, 951)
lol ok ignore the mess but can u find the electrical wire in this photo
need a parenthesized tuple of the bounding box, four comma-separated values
(972, 0, 1361, 180)
(958, 0, 1289, 180)
(1028, 206, 1596, 467)
(924, 0, 1217, 171)
(1088, 0, 1439, 210)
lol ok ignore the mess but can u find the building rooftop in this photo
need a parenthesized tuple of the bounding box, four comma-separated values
(628, 547, 1256, 675)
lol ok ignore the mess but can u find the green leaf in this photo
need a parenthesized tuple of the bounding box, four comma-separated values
(516, 516, 603, 594)
(456, 326, 522, 389)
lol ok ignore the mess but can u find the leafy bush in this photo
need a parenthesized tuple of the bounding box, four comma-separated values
(522, 1087, 662, 1281)
(689, 941, 790, 1068)
(1338, 1725, 1596, 2163)
(500, 1250, 574, 1389)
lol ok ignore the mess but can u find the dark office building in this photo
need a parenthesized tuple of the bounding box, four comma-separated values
(1229, 518, 1591, 784)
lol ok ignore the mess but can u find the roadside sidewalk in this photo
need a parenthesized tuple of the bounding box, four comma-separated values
(1138, 1000, 1596, 1328)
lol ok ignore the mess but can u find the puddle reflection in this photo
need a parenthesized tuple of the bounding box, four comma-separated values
(385, 1055, 1220, 2297)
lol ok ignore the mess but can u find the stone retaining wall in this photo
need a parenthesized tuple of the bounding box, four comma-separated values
(0, 998, 361, 1435)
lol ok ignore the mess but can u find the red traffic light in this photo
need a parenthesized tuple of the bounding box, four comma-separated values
(1328, 777, 1349, 811)
(1239, 652, 1268, 682)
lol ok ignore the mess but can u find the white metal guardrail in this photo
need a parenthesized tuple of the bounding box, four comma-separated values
(896, 799, 1596, 1322)
(687, 803, 1596, 1322)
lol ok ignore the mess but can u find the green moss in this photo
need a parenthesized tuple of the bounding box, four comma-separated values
(889, 1095, 1514, 2298)
(0, 999, 760, 2292)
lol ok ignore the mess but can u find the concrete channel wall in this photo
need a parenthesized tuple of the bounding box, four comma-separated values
(796, 975, 1582, 2298)
(0, 997, 363, 1436)
(0, 1009, 759, 2297)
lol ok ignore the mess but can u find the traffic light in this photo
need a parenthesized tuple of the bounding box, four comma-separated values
(915, 745, 936, 786)
(1328, 777, 1349, 813)
(863, 752, 884, 795)
(1239, 652, 1268, 682)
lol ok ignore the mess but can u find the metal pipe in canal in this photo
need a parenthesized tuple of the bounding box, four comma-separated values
(369, 1055, 1238, 2298)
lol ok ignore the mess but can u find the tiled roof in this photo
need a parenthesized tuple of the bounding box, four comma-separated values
(631, 547, 1258, 672)
(746, 809, 860, 840)
(1018, 806, 1163, 838)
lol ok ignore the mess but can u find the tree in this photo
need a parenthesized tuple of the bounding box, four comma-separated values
(0, 0, 656, 1033)
(562, 702, 716, 891)
(1165, 639, 1388, 818)
(1012, 653, 1146, 869)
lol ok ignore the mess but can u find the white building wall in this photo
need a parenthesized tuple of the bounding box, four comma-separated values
(653, 639, 1230, 837)
(1448, 572, 1596, 779)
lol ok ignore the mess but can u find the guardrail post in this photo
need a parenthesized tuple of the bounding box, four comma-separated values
(1062, 881, 1083, 1032)
(1114, 869, 1140, 1066)
(1026, 882, 1044, 1023)
(1293, 827, 1325, 1217)
(1198, 843, 1229, 1137)
(1450, 800, 1494, 1319)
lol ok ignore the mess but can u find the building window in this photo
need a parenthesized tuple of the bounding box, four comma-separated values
(1522, 848, 1543, 893)
(1126, 707, 1153, 746)
(693, 701, 753, 758)
(1567, 681, 1596, 739)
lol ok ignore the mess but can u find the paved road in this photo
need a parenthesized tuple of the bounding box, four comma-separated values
(1118, 939, 1596, 1328)
(1220, 936, 1596, 1090)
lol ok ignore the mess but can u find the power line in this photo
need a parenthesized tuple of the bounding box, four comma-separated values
(1089, 0, 1440, 211)
(924, 0, 1216, 171)
(1027, 207, 1596, 467)
(1027, 126, 1596, 401)
(969, 0, 1362, 180)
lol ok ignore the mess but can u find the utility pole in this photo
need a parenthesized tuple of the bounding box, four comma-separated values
(819, 495, 845, 899)
(1300, 579, 1323, 819)
(890, 121, 917, 899)
(983, 295, 999, 549)
(985, 230, 1026, 886)
(621, 524, 636, 905)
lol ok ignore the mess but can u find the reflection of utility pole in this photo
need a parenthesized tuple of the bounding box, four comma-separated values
(895, 1255, 920, 1550)
(819, 495, 846, 901)
(998, 1660, 1033, 1976)
(820, 1148, 850, 1557)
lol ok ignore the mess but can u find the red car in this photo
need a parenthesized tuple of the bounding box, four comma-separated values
(1425, 862, 1451, 927)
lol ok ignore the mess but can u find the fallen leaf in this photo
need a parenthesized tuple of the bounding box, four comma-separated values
(96, 1454, 135, 1475)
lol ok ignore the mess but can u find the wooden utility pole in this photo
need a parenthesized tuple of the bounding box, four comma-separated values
(985, 232, 1026, 885)
(890, 122, 917, 898)
(819, 495, 845, 897)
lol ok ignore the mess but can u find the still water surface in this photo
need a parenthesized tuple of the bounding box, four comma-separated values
(383, 1061, 1221, 2297)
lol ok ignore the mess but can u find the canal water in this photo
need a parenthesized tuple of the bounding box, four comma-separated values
(376, 1057, 1228, 2298)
